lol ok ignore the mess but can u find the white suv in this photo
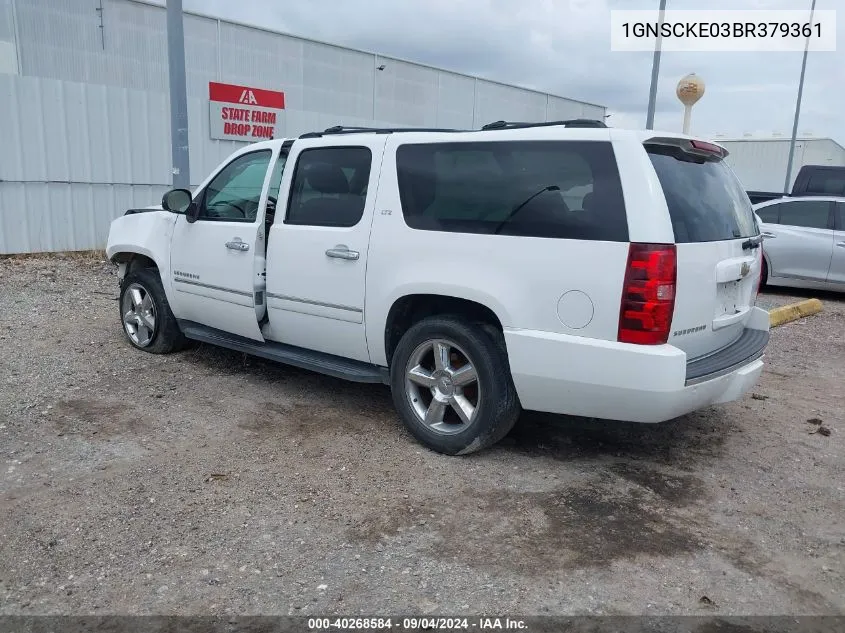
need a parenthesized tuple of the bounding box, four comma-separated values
(106, 120, 770, 455)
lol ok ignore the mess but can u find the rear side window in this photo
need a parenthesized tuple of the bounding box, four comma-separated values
(778, 200, 831, 229)
(836, 202, 845, 231)
(286, 147, 372, 227)
(395, 141, 628, 241)
(647, 145, 758, 243)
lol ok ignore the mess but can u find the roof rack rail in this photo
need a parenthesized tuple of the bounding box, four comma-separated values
(297, 120, 606, 139)
(299, 125, 465, 139)
(480, 119, 608, 131)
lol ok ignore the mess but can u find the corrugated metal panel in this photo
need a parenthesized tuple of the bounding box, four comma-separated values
(436, 71, 474, 129)
(219, 21, 305, 110)
(722, 140, 794, 191)
(302, 39, 375, 120)
(721, 139, 845, 191)
(373, 57, 438, 127)
(0, 0, 14, 42)
(0, 74, 174, 254)
(474, 80, 547, 128)
(0, 74, 171, 185)
(583, 104, 606, 121)
(183, 13, 218, 97)
(0, 40, 17, 75)
(3, 0, 605, 253)
(17, 0, 106, 82)
(0, 182, 168, 253)
(17, 0, 603, 124)
(547, 96, 605, 121)
(801, 139, 845, 169)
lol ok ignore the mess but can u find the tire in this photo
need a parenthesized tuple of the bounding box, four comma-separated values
(119, 268, 187, 354)
(389, 315, 521, 455)
(761, 258, 768, 287)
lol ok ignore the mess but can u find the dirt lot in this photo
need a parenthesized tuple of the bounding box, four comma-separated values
(1, 255, 843, 616)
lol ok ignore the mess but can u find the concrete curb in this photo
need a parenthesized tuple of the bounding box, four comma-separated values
(769, 298, 823, 328)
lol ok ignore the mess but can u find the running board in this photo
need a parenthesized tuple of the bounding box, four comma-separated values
(178, 321, 389, 384)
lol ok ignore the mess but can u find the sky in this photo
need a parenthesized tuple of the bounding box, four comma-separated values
(186, 0, 843, 145)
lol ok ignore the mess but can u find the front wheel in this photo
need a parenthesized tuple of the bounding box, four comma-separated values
(389, 316, 521, 455)
(119, 268, 187, 354)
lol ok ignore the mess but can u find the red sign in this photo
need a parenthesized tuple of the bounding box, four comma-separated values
(208, 82, 285, 109)
(208, 82, 285, 141)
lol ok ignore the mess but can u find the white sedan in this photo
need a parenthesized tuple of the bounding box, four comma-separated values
(754, 196, 845, 291)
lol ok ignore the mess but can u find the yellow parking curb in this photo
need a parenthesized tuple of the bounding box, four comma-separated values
(769, 298, 823, 327)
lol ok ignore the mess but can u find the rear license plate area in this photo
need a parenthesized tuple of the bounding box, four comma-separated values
(716, 281, 740, 316)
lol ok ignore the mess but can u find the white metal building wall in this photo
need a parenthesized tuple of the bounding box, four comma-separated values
(720, 138, 845, 193)
(0, 0, 605, 254)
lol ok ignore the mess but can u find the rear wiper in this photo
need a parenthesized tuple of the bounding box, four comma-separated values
(492, 185, 560, 235)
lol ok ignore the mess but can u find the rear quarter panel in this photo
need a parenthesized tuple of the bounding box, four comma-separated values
(365, 133, 637, 367)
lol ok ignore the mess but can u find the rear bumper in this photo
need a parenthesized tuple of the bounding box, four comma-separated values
(685, 327, 769, 385)
(504, 308, 770, 422)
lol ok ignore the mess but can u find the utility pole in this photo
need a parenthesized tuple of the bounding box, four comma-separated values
(783, 0, 817, 194)
(166, 0, 190, 189)
(645, 0, 667, 129)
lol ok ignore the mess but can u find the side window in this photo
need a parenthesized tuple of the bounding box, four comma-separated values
(285, 147, 372, 227)
(200, 150, 272, 222)
(395, 141, 628, 241)
(756, 204, 780, 224)
(835, 202, 845, 231)
(778, 200, 831, 229)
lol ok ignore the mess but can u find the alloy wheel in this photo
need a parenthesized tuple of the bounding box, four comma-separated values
(121, 282, 157, 347)
(404, 338, 481, 435)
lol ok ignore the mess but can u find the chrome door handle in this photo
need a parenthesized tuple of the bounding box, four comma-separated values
(762, 232, 776, 238)
(225, 239, 249, 251)
(837, 241, 845, 248)
(325, 245, 359, 260)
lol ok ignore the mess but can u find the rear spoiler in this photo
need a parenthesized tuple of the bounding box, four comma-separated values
(644, 136, 729, 160)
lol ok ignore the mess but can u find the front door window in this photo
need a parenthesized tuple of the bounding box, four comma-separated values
(200, 150, 273, 222)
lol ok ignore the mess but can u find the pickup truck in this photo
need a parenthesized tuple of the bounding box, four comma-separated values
(747, 164, 845, 204)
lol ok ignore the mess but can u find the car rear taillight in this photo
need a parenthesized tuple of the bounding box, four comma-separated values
(618, 243, 677, 345)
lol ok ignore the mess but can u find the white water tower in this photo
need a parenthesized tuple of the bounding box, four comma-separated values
(676, 73, 705, 135)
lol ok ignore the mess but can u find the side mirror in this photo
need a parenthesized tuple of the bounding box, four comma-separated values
(161, 188, 193, 214)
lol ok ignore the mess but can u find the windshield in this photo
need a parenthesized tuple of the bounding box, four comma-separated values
(647, 145, 758, 243)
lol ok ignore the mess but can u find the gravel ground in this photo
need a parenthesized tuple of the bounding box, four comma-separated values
(1, 255, 843, 616)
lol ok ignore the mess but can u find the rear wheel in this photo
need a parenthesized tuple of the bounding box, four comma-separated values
(761, 258, 768, 287)
(119, 268, 186, 354)
(389, 316, 520, 455)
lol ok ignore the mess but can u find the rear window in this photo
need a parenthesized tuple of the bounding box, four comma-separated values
(395, 141, 628, 241)
(647, 145, 758, 243)
(807, 172, 845, 196)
